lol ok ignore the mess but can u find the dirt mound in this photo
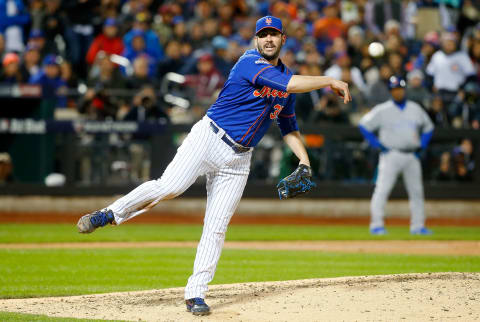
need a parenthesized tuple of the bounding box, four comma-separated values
(1, 273, 479, 321)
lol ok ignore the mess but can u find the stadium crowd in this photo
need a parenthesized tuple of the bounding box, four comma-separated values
(0, 0, 478, 126)
(0, 0, 478, 184)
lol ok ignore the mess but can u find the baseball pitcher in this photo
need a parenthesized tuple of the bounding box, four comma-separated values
(77, 16, 351, 316)
(359, 76, 434, 236)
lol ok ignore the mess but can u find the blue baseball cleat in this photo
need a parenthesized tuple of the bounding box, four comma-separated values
(410, 227, 433, 235)
(77, 209, 115, 233)
(370, 227, 387, 235)
(186, 297, 210, 316)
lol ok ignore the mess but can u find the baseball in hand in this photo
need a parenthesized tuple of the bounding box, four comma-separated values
(368, 42, 384, 58)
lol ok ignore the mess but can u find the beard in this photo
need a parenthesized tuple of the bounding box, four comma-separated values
(257, 41, 282, 61)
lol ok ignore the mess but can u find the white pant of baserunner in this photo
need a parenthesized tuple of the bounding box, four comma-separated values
(370, 150, 425, 231)
(106, 115, 252, 299)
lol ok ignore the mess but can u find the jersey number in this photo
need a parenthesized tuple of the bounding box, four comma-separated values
(270, 104, 284, 119)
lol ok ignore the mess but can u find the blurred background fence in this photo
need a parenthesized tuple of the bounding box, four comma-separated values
(0, 85, 478, 199)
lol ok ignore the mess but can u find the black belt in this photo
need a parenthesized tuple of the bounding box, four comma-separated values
(394, 148, 419, 153)
(209, 122, 251, 154)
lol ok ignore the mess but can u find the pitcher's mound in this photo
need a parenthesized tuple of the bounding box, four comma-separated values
(1, 273, 479, 321)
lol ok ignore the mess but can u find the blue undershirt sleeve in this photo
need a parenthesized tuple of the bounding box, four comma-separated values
(420, 130, 433, 149)
(359, 125, 387, 151)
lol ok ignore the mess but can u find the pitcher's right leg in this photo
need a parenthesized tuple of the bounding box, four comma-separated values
(185, 153, 251, 300)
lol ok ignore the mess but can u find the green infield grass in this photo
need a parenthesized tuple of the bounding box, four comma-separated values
(0, 224, 479, 243)
(0, 311, 116, 321)
(0, 247, 479, 299)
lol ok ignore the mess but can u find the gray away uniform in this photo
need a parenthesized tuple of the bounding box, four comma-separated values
(360, 99, 434, 230)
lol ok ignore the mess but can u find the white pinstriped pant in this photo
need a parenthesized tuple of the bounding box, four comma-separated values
(107, 115, 252, 299)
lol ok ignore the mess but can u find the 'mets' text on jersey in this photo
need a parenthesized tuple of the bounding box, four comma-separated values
(207, 49, 297, 147)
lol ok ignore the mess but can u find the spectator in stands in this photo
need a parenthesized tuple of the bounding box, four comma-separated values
(426, 31, 477, 108)
(413, 31, 439, 71)
(41, 0, 66, 56)
(231, 21, 254, 48)
(211, 36, 233, 78)
(325, 51, 367, 94)
(312, 90, 349, 124)
(86, 18, 124, 65)
(20, 44, 41, 81)
(60, 60, 78, 107)
(294, 63, 323, 124)
(0, 0, 30, 53)
(194, 0, 214, 21)
(0, 33, 4, 58)
(427, 94, 450, 128)
(366, 63, 392, 106)
(78, 83, 118, 120)
(346, 25, 366, 68)
(152, 3, 176, 45)
(88, 52, 126, 90)
(63, 0, 100, 79)
(340, 0, 363, 27)
(313, 0, 346, 54)
(448, 81, 480, 129)
(126, 55, 156, 90)
(217, 2, 235, 28)
(218, 21, 233, 39)
(28, 0, 44, 30)
(281, 49, 298, 74)
(156, 40, 184, 80)
(387, 51, 406, 78)
(122, 85, 169, 181)
(122, 30, 157, 77)
(203, 18, 219, 41)
(284, 21, 306, 54)
(0, 152, 13, 184)
(60, 60, 78, 90)
(341, 67, 367, 113)
(123, 12, 164, 62)
(171, 17, 187, 43)
(452, 138, 475, 182)
(325, 36, 348, 62)
(29, 54, 67, 107)
(457, 0, 479, 36)
(385, 33, 408, 58)
(184, 53, 224, 117)
(124, 85, 169, 123)
(0, 52, 22, 83)
(433, 151, 453, 182)
(406, 69, 431, 109)
(469, 37, 480, 80)
(27, 29, 48, 59)
(364, 0, 404, 39)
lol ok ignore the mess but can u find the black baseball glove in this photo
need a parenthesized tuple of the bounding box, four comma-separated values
(277, 164, 316, 199)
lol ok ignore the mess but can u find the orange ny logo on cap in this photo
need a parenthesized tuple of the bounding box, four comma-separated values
(265, 17, 272, 25)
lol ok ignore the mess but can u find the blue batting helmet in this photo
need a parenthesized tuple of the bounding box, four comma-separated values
(388, 75, 406, 90)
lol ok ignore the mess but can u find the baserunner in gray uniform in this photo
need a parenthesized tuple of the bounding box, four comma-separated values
(359, 76, 434, 235)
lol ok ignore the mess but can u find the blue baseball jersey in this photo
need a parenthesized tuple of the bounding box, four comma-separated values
(207, 49, 298, 147)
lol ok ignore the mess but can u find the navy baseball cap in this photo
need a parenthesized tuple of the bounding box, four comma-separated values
(29, 29, 45, 39)
(104, 18, 117, 27)
(255, 16, 283, 35)
(388, 76, 406, 90)
(43, 54, 59, 66)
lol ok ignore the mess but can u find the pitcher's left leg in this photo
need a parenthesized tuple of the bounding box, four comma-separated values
(185, 159, 250, 300)
(403, 156, 426, 231)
